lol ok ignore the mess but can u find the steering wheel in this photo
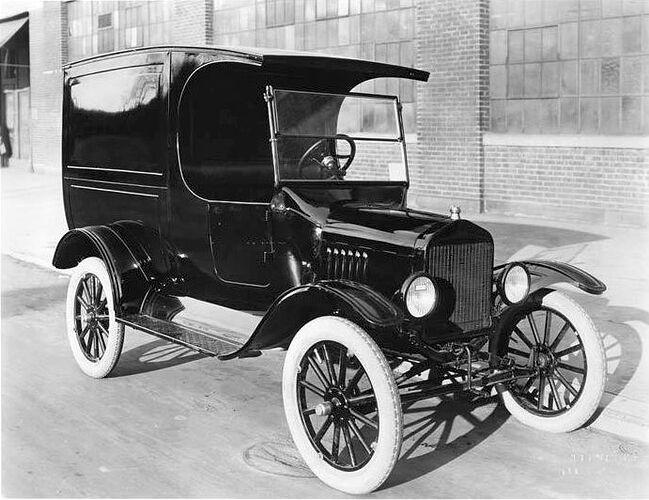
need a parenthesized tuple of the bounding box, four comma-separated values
(297, 134, 356, 179)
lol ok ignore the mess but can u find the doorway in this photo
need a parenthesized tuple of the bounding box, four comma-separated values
(2, 88, 30, 166)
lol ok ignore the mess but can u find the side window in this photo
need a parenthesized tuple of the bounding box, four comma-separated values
(178, 63, 273, 202)
(68, 65, 164, 173)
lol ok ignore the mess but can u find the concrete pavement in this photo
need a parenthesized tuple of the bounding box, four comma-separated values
(3, 254, 648, 497)
(2, 167, 648, 445)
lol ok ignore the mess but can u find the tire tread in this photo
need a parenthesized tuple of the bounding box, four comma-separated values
(500, 290, 606, 433)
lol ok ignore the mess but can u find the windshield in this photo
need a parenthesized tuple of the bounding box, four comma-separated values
(271, 89, 407, 183)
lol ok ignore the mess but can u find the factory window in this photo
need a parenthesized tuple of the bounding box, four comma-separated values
(489, 0, 649, 135)
(266, 0, 295, 27)
(66, 1, 172, 61)
(211, 0, 417, 133)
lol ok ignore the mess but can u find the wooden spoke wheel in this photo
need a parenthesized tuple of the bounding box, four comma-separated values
(494, 290, 605, 433)
(66, 257, 124, 378)
(283, 316, 402, 495)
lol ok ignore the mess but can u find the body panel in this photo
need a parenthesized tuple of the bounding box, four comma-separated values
(220, 280, 404, 360)
(209, 203, 272, 287)
(495, 260, 607, 296)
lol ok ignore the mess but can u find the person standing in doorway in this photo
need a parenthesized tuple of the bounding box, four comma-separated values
(0, 123, 11, 167)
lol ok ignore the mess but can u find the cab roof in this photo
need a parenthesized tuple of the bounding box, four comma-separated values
(63, 44, 430, 83)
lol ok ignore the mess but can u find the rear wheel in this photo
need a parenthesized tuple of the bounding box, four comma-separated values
(493, 289, 605, 433)
(282, 316, 402, 494)
(66, 257, 124, 378)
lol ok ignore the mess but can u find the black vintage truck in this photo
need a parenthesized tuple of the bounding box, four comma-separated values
(53, 45, 606, 494)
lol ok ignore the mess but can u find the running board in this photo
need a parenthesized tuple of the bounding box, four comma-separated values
(119, 314, 248, 358)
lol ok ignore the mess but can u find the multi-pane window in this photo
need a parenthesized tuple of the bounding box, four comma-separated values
(94, 1, 114, 53)
(67, 0, 172, 61)
(97, 13, 114, 53)
(213, 0, 417, 133)
(121, 6, 144, 49)
(67, 0, 93, 60)
(316, 0, 350, 19)
(266, 0, 295, 27)
(213, 0, 257, 40)
(490, 0, 649, 135)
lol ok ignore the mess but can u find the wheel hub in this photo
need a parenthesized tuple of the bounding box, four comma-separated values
(85, 306, 98, 325)
(323, 387, 350, 421)
(532, 345, 555, 372)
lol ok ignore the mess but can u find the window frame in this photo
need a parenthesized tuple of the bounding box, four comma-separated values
(267, 86, 410, 186)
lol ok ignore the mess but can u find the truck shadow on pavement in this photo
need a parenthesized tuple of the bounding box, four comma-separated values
(111, 337, 206, 377)
(583, 296, 647, 414)
(385, 396, 510, 489)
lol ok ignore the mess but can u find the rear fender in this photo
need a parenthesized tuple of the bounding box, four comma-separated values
(219, 280, 403, 360)
(494, 260, 606, 296)
(52, 223, 171, 313)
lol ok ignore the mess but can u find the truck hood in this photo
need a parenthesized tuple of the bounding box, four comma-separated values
(321, 204, 451, 254)
(277, 187, 491, 255)
(275, 188, 494, 300)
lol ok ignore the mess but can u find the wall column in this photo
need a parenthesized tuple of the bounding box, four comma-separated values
(410, 0, 490, 215)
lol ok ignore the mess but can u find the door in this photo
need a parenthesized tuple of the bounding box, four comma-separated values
(209, 203, 272, 287)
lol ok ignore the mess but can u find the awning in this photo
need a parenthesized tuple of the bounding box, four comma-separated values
(0, 16, 27, 48)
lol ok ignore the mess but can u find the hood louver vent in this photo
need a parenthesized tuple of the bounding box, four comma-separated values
(322, 245, 369, 282)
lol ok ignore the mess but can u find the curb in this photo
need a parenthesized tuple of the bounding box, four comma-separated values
(4, 251, 71, 276)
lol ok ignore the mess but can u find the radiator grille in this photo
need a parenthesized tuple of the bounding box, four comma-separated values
(427, 241, 493, 331)
(322, 245, 369, 281)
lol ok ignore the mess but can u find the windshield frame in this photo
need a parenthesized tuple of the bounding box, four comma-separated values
(264, 86, 410, 187)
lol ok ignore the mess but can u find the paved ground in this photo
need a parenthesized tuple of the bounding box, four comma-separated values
(2, 167, 649, 496)
(3, 255, 649, 498)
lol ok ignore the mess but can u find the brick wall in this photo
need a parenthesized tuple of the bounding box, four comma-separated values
(409, 0, 489, 215)
(485, 142, 649, 226)
(345, 141, 405, 182)
(29, 1, 63, 174)
(172, 0, 210, 45)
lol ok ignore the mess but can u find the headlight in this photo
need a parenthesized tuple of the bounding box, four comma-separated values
(501, 264, 530, 304)
(403, 274, 438, 319)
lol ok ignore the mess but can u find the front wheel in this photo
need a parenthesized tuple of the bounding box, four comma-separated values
(66, 257, 124, 378)
(282, 316, 402, 495)
(493, 289, 606, 433)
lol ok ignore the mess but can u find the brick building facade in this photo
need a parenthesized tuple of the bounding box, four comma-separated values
(29, 1, 64, 174)
(14, 0, 649, 226)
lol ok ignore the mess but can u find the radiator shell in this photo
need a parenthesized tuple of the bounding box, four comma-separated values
(426, 239, 494, 333)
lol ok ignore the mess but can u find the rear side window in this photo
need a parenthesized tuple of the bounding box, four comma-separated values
(67, 65, 164, 173)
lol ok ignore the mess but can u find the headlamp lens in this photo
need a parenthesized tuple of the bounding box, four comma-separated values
(503, 264, 530, 304)
(405, 275, 437, 318)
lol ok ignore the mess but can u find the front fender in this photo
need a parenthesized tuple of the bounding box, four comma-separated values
(219, 280, 403, 360)
(494, 260, 606, 296)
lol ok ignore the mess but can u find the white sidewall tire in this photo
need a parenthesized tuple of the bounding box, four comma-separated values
(282, 316, 402, 495)
(501, 290, 606, 433)
(66, 257, 124, 378)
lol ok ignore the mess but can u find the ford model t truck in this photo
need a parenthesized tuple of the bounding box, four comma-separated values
(54, 46, 606, 494)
